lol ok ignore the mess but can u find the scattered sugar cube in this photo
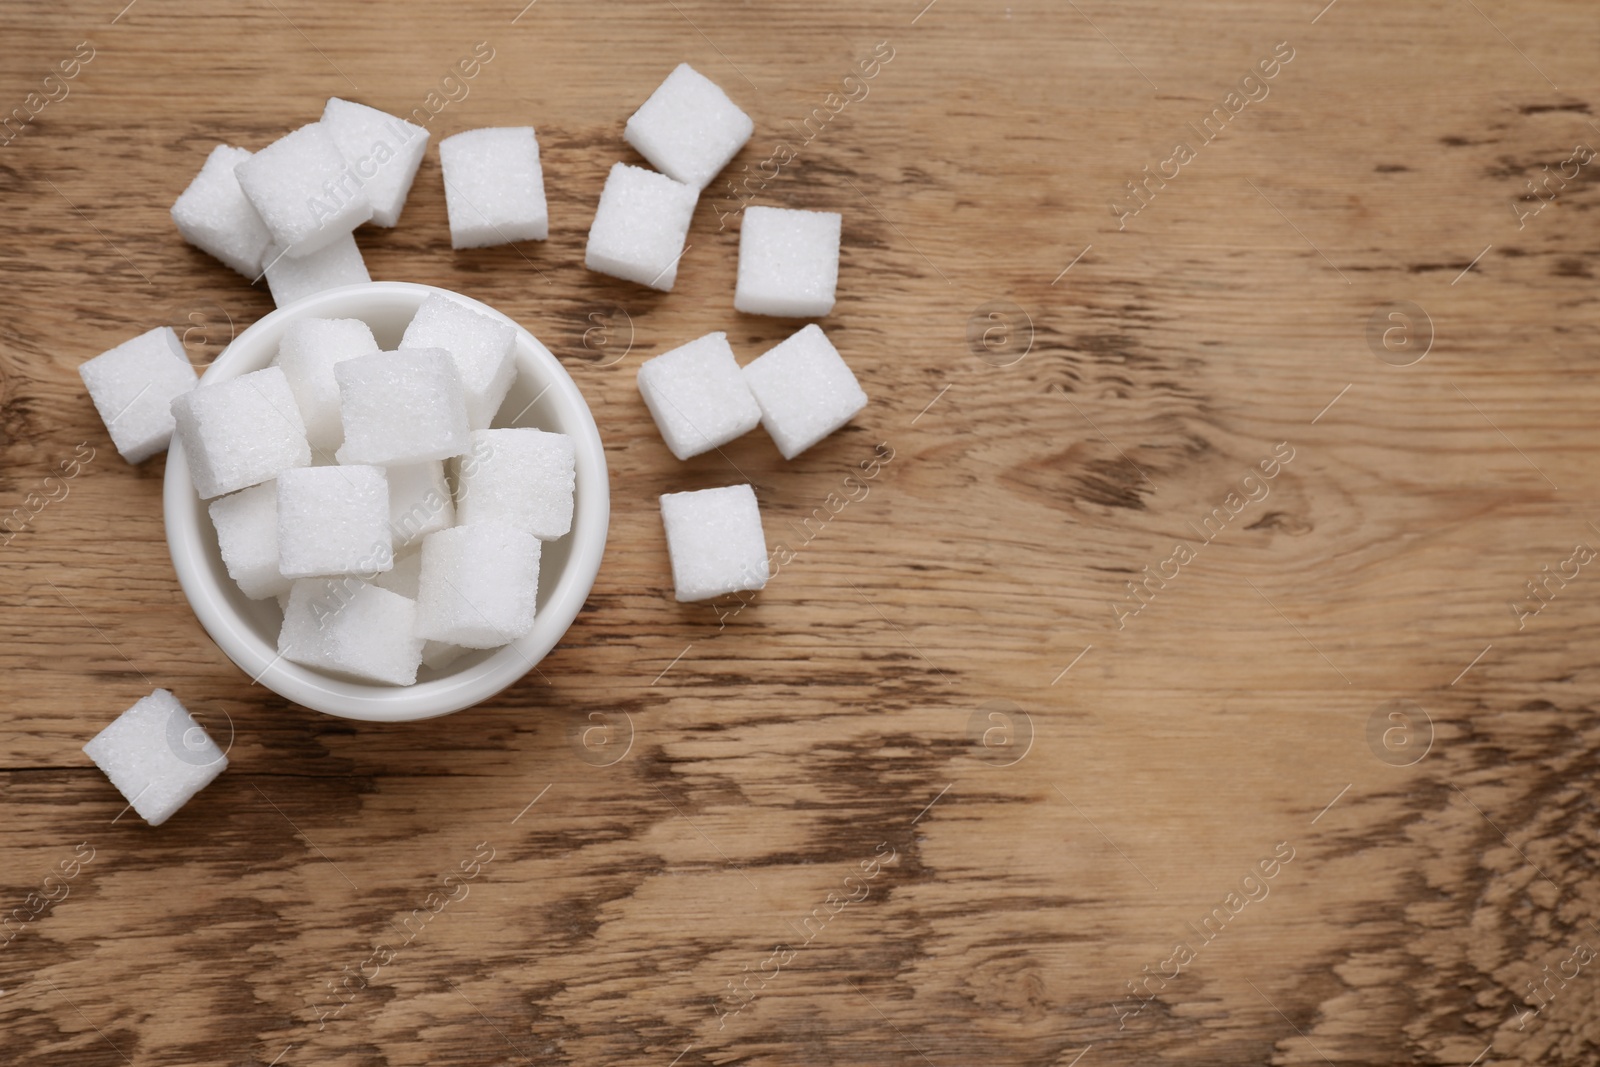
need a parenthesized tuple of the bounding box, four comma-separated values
(373, 547, 422, 599)
(172, 366, 311, 499)
(82, 689, 227, 827)
(456, 428, 575, 540)
(262, 233, 370, 308)
(584, 162, 698, 291)
(170, 144, 273, 277)
(415, 522, 541, 648)
(235, 123, 374, 257)
(208, 481, 290, 600)
(422, 641, 469, 670)
(659, 484, 768, 602)
(279, 578, 423, 686)
(334, 348, 471, 466)
(78, 326, 198, 464)
(439, 127, 549, 248)
(734, 205, 841, 318)
(742, 324, 867, 459)
(388, 460, 454, 546)
(624, 63, 753, 190)
(321, 97, 430, 228)
(276, 465, 392, 579)
(271, 317, 380, 455)
(399, 293, 517, 429)
(635, 331, 760, 459)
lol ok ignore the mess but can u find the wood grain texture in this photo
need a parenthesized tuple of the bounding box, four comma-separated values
(3, 0, 1600, 1064)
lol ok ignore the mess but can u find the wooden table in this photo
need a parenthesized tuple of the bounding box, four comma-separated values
(3, 1, 1598, 1063)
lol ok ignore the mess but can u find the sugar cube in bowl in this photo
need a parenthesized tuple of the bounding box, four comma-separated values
(163, 281, 610, 721)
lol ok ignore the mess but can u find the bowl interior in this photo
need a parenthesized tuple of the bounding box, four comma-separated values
(164, 282, 609, 722)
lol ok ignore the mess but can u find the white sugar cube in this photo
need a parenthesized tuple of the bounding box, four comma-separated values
(235, 123, 374, 257)
(276, 465, 392, 579)
(208, 481, 290, 600)
(82, 689, 227, 827)
(635, 331, 760, 459)
(659, 484, 768, 602)
(422, 641, 469, 670)
(262, 233, 370, 308)
(170, 144, 273, 277)
(415, 522, 541, 648)
(584, 162, 698, 291)
(172, 366, 311, 498)
(271, 317, 380, 454)
(321, 97, 430, 227)
(734, 206, 841, 318)
(399, 293, 517, 429)
(334, 349, 471, 466)
(373, 547, 422, 599)
(742, 324, 867, 459)
(439, 127, 549, 248)
(388, 461, 454, 546)
(279, 578, 423, 686)
(624, 63, 753, 190)
(78, 326, 198, 464)
(456, 428, 575, 540)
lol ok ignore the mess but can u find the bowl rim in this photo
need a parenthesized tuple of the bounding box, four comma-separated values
(163, 280, 609, 722)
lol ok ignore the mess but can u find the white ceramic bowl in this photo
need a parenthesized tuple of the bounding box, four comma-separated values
(164, 282, 609, 722)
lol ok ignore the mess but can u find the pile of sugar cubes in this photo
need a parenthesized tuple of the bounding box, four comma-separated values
(170, 97, 554, 306)
(592, 65, 869, 603)
(190, 294, 573, 687)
